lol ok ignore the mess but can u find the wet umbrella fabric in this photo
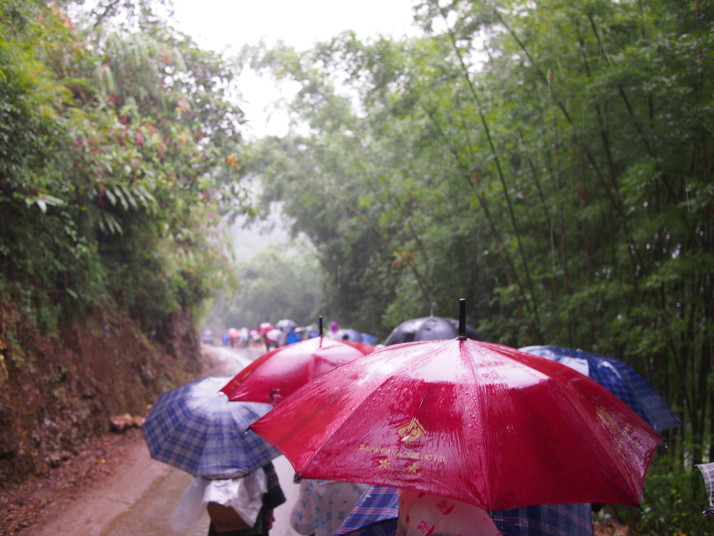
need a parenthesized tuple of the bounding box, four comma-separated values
(276, 319, 297, 332)
(360, 333, 378, 346)
(333, 328, 364, 342)
(490, 504, 594, 535)
(257, 322, 274, 334)
(141, 376, 279, 479)
(251, 338, 661, 511)
(221, 336, 375, 405)
(341, 520, 397, 536)
(336, 485, 399, 535)
(337, 490, 593, 536)
(520, 345, 681, 433)
(697, 462, 714, 516)
(383, 316, 480, 346)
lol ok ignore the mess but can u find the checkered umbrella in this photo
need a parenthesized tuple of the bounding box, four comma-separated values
(491, 504, 594, 535)
(141, 376, 279, 478)
(520, 345, 681, 433)
(336, 485, 399, 535)
(336, 488, 594, 536)
(697, 462, 714, 516)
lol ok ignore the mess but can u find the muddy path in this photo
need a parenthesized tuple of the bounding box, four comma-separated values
(5, 345, 300, 536)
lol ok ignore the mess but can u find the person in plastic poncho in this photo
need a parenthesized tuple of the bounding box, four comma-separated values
(170, 462, 286, 536)
(290, 478, 366, 536)
(207, 463, 286, 536)
(396, 491, 501, 536)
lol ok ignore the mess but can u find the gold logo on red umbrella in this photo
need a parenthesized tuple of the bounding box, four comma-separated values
(397, 418, 426, 444)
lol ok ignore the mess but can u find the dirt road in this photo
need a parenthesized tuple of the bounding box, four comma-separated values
(16, 345, 300, 536)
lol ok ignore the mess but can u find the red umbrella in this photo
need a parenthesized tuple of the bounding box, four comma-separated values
(250, 337, 662, 511)
(221, 336, 375, 405)
(227, 328, 240, 338)
(257, 322, 274, 334)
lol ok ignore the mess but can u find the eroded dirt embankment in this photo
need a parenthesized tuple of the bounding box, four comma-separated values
(0, 345, 246, 535)
(0, 306, 202, 488)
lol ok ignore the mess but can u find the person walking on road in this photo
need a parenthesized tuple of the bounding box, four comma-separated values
(207, 462, 287, 536)
(290, 479, 365, 536)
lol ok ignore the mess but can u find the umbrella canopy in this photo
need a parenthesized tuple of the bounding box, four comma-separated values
(141, 376, 279, 479)
(257, 322, 274, 334)
(383, 316, 480, 345)
(520, 345, 681, 433)
(276, 318, 297, 332)
(265, 328, 282, 343)
(221, 336, 375, 405)
(697, 462, 714, 516)
(336, 485, 399, 535)
(360, 333, 378, 346)
(251, 338, 661, 511)
(333, 328, 364, 342)
(491, 504, 594, 535)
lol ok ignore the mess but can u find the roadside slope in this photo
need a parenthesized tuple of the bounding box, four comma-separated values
(3, 346, 256, 536)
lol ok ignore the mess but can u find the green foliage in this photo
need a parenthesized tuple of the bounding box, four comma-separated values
(612, 453, 712, 535)
(0, 0, 250, 336)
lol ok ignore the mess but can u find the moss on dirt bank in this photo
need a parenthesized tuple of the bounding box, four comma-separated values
(0, 305, 203, 487)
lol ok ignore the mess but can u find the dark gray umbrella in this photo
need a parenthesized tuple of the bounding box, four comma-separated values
(383, 315, 480, 346)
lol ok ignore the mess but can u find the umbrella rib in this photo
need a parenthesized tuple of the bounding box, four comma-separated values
(289, 378, 387, 481)
(546, 372, 655, 501)
(460, 343, 493, 510)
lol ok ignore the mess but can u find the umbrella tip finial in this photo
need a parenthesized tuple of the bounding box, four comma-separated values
(458, 298, 466, 339)
(319, 316, 323, 337)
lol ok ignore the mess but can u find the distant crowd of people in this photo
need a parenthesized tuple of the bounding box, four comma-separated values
(207, 320, 357, 352)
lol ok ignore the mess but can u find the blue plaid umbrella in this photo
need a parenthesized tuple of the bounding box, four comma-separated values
(335, 488, 593, 536)
(335, 485, 399, 536)
(696, 462, 714, 516)
(491, 504, 593, 535)
(520, 345, 681, 433)
(141, 375, 280, 478)
(340, 519, 397, 536)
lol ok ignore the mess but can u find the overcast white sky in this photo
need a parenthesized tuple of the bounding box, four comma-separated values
(171, 1, 419, 254)
(173, 0, 417, 52)
(172, 0, 418, 137)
